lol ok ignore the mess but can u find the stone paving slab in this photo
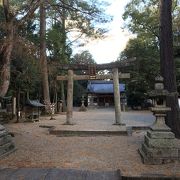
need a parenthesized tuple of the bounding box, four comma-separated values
(0, 168, 121, 180)
(41, 109, 155, 128)
(0, 168, 179, 179)
(42, 109, 154, 136)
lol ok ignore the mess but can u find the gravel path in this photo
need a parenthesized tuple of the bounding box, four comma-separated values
(0, 109, 179, 177)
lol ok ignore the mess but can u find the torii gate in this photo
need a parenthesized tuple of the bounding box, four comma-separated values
(56, 61, 130, 125)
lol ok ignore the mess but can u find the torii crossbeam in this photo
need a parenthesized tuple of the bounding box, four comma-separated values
(57, 73, 130, 81)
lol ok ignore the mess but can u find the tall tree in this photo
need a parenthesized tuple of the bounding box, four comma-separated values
(122, 0, 180, 136)
(119, 37, 159, 109)
(46, 0, 111, 110)
(0, 0, 39, 97)
(0, 0, 14, 97)
(72, 50, 96, 106)
(40, 0, 51, 110)
(59, 0, 68, 111)
(72, 50, 96, 65)
(160, 0, 180, 137)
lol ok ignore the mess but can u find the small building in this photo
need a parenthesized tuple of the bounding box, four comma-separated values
(87, 80, 126, 107)
(24, 99, 45, 120)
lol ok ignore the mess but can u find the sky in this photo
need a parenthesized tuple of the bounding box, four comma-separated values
(73, 0, 132, 64)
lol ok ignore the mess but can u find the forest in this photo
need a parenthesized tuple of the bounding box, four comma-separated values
(0, 0, 111, 106)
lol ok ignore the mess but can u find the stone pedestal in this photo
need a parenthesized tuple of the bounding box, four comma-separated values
(79, 104, 87, 112)
(79, 96, 87, 112)
(139, 126, 179, 164)
(50, 103, 56, 120)
(0, 124, 15, 157)
(139, 106, 179, 164)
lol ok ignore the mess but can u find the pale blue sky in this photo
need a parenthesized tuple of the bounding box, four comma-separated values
(74, 0, 132, 64)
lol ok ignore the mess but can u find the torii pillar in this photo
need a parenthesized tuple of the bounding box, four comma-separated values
(113, 68, 123, 125)
(65, 70, 74, 125)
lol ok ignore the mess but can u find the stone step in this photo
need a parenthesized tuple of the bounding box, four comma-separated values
(0, 125, 16, 158)
(144, 134, 177, 148)
(49, 129, 127, 136)
(0, 168, 179, 179)
(0, 116, 6, 124)
(0, 134, 12, 146)
(0, 142, 15, 157)
(0, 113, 9, 124)
(0, 168, 121, 180)
(147, 130, 175, 139)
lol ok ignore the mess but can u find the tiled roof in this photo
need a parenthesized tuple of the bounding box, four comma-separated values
(26, 99, 45, 107)
(87, 81, 125, 94)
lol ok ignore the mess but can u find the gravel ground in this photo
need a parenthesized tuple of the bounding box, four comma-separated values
(0, 109, 179, 177)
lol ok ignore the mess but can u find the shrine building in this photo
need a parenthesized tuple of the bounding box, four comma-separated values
(87, 80, 126, 107)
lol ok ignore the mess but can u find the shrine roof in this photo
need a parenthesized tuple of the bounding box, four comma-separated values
(87, 81, 125, 94)
(26, 99, 45, 107)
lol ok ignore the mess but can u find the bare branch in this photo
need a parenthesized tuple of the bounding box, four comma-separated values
(66, 33, 84, 47)
(47, 0, 100, 20)
(18, 0, 40, 25)
(2, 0, 11, 22)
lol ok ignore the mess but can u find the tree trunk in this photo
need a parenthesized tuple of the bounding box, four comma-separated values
(60, 81, 67, 112)
(61, 1, 67, 64)
(16, 88, 20, 123)
(60, 1, 67, 112)
(160, 0, 180, 137)
(0, 22, 14, 98)
(40, 0, 51, 111)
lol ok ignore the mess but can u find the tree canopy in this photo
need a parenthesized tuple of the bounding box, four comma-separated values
(120, 0, 180, 136)
(118, 0, 180, 108)
(0, 0, 112, 112)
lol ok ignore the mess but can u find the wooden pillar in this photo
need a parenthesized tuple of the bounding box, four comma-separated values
(113, 68, 122, 125)
(66, 70, 74, 125)
(16, 89, 20, 123)
(12, 96, 16, 116)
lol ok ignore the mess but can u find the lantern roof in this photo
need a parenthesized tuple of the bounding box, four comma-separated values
(149, 89, 169, 97)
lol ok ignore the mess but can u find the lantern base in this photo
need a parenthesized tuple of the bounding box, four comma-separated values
(139, 128, 179, 165)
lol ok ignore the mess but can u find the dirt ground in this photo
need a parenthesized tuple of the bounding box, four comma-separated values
(0, 109, 180, 177)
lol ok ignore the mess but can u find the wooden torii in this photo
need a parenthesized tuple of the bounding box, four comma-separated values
(56, 61, 131, 125)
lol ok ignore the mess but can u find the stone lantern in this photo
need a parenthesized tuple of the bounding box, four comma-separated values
(139, 75, 179, 164)
(50, 103, 56, 120)
(79, 95, 87, 112)
(149, 75, 171, 131)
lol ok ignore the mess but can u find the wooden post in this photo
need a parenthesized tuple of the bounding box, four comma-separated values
(16, 89, 20, 123)
(66, 70, 74, 125)
(113, 68, 123, 125)
(12, 96, 16, 117)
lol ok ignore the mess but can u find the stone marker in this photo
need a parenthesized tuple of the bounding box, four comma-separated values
(79, 95, 87, 112)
